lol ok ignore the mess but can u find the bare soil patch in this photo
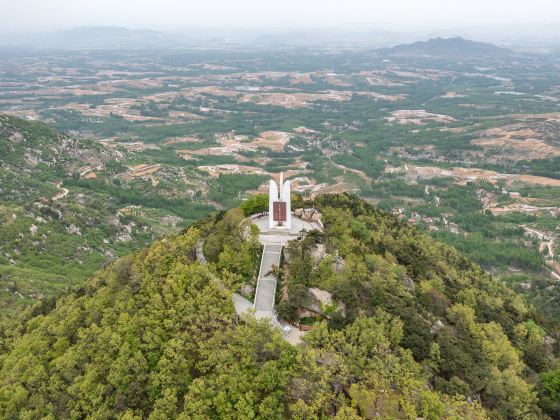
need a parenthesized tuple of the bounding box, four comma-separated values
(408, 165, 560, 187)
(250, 131, 292, 151)
(473, 125, 560, 161)
(386, 109, 456, 125)
(197, 164, 267, 177)
(127, 164, 162, 177)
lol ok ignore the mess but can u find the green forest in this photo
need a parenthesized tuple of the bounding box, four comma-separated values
(0, 194, 558, 419)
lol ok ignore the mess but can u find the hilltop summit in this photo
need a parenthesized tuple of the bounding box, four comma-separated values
(0, 194, 554, 418)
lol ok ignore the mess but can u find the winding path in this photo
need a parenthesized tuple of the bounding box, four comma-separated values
(195, 238, 207, 264)
(329, 160, 371, 182)
(52, 181, 68, 201)
(195, 237, 261, 321)
(522, 226, 559, 280)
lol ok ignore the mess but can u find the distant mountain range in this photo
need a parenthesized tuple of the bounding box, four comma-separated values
(0, 26, 524, 53)
(0, 26, 409, 50)
(379, 36, 514, 59)
(252, 29, 410, 48)
(0, 26, 189, 49)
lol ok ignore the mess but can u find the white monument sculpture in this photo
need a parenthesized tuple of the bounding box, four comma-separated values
(269, 172, 291, 230)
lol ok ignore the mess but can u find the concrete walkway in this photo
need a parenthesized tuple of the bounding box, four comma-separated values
(254, 244, 282, 319)
(195, 238, 207, 264)
(195, 214, 323, 344)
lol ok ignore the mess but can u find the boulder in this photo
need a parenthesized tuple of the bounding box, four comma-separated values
(29, 224, 38, 236)
(430, 319, 445, 334)
(309, 288, 333, 306)
(401, 276, 416, 291)
(66, 224, 82, 236)
(310, 244, 327, 262)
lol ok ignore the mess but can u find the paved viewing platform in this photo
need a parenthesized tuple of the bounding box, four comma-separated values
(251, 214, 322, 246)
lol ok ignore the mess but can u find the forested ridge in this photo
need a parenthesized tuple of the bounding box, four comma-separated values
(0, 194, 558, 419)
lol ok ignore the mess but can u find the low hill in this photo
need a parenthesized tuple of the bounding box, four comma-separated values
(0, 194, 558, 418)
(381, 37, 513, 59)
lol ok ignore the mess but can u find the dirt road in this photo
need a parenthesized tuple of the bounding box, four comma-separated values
(52, 182, 68, 201)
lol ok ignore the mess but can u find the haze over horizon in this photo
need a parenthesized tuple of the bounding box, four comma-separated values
(2, 0, 560, 35)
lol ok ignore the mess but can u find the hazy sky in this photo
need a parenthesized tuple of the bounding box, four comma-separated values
(2, 0, 560, 33)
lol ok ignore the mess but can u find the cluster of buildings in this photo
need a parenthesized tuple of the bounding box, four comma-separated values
(391, 207, 460, 234)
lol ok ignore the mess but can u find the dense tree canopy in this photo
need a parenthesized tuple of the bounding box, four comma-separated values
(0, 194, 557, 418)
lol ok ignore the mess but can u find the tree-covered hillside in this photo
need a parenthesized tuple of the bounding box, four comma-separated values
(282, 195, 560, 418)
(0, 114, 214, 316)
(0, 194, 558, 418)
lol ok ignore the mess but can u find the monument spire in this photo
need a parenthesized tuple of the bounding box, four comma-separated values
(279, 172, 284, 200)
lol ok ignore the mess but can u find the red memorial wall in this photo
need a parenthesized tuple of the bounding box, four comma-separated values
(273, 201, 287, 222)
